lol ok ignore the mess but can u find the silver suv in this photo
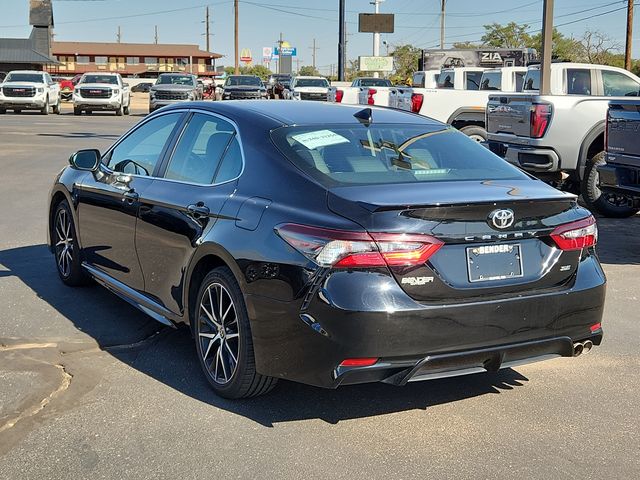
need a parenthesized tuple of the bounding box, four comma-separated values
(149, 73, 200, 113)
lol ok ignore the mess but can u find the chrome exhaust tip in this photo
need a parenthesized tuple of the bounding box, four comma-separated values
(573, 342, 584, 357)
(582, 340, 593, 354)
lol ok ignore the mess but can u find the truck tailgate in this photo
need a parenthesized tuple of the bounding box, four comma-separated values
(608, 101, 640, 162)
(487, 95, 537, 137)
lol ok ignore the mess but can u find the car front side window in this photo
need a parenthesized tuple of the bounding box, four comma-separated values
(602, 70, 640, 97)
(106, 113, 182, 176)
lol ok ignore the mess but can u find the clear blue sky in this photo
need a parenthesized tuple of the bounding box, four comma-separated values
(1, 0, 637, 74)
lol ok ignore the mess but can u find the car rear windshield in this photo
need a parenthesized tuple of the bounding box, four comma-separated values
(81, 75, 118, 84)
(226, 76, 261, 86)
(294, 78, 329, 88)
(157, 75, 194, 86)
(271, 124, 528, 187)
(359, 78, 392, 87)
(5, 73, 43, 83)
(523, 69, 540, 90)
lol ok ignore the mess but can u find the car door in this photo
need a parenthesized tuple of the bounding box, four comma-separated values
(75, 111, 185, 292)
(135, 111, 244, 315)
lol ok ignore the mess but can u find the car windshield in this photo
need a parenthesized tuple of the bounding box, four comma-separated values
(226, 76, 261, 86)
(523, 69, 540, 90)
(157, 75, 194, 86)
(358, 78, 392, 87)
(294, 78, 329, 88)
(272, 124, 528, 187)
(81, 75, 119, 85)
(5, 73, 43, 83)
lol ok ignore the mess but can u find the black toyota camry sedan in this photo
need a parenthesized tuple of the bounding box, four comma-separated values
(47, 101, 605, 398)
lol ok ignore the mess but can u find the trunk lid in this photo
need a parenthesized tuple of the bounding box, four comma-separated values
(327, 181, 585, 302)
(487, 94, 536, 137)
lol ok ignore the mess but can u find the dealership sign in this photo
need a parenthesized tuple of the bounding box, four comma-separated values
(359, 56, 394, 72)
(275, 47, 297, 56)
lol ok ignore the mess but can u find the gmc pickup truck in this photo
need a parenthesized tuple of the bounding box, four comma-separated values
(0, 70, 60, 114)
(149, 73, 200, 112)
(328, 77, 392, 105)
(487, 63, 640, 217)
(389, 68, 526, 142)
(73, 72, 130, 116)
(596, 100, 640, 216)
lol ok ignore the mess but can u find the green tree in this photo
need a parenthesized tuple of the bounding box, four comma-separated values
(247, 64, 272, 80)
(530, 28, 582, 61)
(389, 44, 421, 85)
(298, 65, 320, 76)
(481, 22, 532, 48)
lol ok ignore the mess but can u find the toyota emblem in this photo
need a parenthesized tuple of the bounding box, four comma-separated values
(488, 209, 515, 229)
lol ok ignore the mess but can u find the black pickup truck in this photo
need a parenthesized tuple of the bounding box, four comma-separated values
(597, 100, 640, 217)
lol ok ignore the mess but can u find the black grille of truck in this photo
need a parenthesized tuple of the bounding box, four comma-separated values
(155, 91, 189, 100)
(300, 92, 327, 101)
(79, 88, 111, 99)
(3, 87, 36, 97)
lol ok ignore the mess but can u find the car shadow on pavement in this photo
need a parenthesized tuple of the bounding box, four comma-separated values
(593, 215, 640, 265)
(0, 244, 532, 425)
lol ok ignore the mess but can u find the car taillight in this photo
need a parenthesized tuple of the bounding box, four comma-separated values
(530, 103, 552, 138)
(550, 216, 597, 251)
(275, 224, 443, 268)
(367, 88, 377, 105)
(410, 93, 424, 113)
(335, 89, 344, 103)
(339, 358, 378, 367)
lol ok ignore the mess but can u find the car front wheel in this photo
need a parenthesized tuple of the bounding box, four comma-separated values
(194, 267, 277, 399)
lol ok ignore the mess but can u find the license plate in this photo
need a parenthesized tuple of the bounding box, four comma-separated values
(466, 243, 523, 282)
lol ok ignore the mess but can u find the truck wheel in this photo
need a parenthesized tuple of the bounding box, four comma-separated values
(0, 108, 5, 114)
(41, 97, 49, 115)
(581, 152, 639, 218)
(53, 98, 61, 114)
(14, 109, 22, 114)
(73, 107, 81, 115)
(460, 126, 487, 142)
(115, 105, 123, 116)
(123, 105, 130, 115)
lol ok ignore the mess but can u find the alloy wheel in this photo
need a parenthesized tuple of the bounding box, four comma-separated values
(197, 283, 240, 385)
(54, 208, 73, 277)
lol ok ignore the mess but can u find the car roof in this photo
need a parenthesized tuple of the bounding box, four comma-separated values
(162, 100, 443, 127)
(7, 70, 45, 74)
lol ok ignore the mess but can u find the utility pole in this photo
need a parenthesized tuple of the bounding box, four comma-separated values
(116, 26, 121, 43)
(205, 6, 211, 52)
(309, 38, 318, 69)
(276, 32, 284, 74)
(338, 0, 346, 81)
(154, 25, 158, 44)
(371, 0, 383, 78)
(625, 0, 634, 71)
(440, 0, 446, 49)
(540, 0, 554, 95)
(295, 57, 303, 73)
(234, 0, 239, 74)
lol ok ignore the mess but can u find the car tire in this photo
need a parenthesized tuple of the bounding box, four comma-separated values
(14, 109, 22, 114)
(52, 200, 90, 286)
(86, 110, 92, 115)
(53, 98, 61, 114)
(581, 151, 639, 218)
(41, 97, 49, 115)
(460, 125, 487, 142)
(0, 108, 5, 114)
(115, 105, 123, 116)
(123, 105, 130, 115)
(194, 267, 278, 399)
(73, 107, 81, 115)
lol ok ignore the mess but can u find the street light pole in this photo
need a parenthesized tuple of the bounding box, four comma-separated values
(625, 0, 634, 71)
(371, 0, 383, 78)
(234, 0, 239, 74)
(540, 0, 554, 95)
(338, 0, 346, 81)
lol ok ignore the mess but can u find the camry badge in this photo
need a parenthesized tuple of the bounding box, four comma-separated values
(488, 209, 515, 229)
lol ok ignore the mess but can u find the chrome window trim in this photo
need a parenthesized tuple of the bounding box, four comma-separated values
(153, 108, 246, 188)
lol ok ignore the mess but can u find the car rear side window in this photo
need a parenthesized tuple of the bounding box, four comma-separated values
(164, 113, 238, 184)
(438, 71, 455, 88)
(106, 113, 181, 176)
(465, 71, 482, 90)
(567, 69, 591, 95)
(523, 70, 540, 90)
(271, 124, 528, 187)
(602, 70, 640, 97)
(411, 72, 424, 87)
(515, 72, 525, 92)
(480, 72, 501, 90)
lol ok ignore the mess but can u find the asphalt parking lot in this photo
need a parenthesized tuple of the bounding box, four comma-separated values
(1, 104, 639, 479)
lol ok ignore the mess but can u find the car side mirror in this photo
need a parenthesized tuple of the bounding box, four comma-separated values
(69, 149, 101, 171)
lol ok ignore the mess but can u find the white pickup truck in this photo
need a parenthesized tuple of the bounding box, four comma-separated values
(389, 67, 527, 141)
(328, 77, 393, 104)
(487, 62, 640, 217)
(284, 76, 330, 101)
(73, 72, 130, 116)
(0, 70, 60, 115)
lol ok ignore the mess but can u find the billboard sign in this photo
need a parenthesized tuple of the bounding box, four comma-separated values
(275, 47, 297, 56)
(240, 48, 252, 64)
(359, 56, 394, 72)
(358, 13, 394, 33)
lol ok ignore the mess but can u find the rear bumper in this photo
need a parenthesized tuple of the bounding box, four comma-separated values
(248, 254, 606, 388)
(488, 140, 560, 172)
(597, 161, 640, 203)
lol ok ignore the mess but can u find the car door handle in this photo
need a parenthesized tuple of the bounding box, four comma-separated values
(187, 203, 210, 217)
(122, 189, 138, 203)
